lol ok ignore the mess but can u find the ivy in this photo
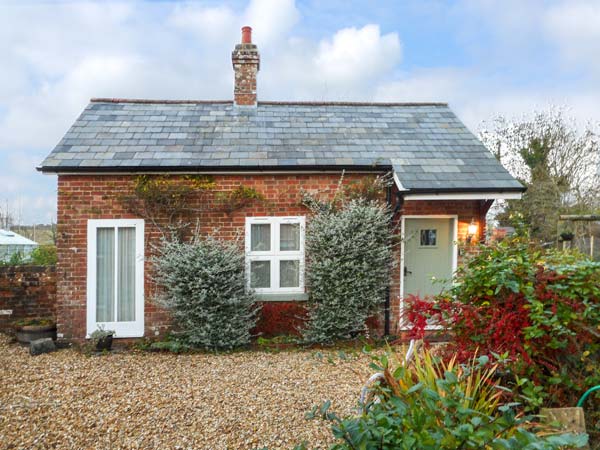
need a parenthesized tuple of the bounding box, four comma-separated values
(119, 175, 264, 237)
(214, 185, 265, 214)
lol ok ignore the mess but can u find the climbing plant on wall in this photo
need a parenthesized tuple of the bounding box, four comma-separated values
(119, 175, 265, 238)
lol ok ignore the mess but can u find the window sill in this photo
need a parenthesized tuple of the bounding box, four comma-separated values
(255, 292, 309, 301)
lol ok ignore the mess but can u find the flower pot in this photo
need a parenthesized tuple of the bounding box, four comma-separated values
(95, 334, 113, 351)
(15, 323, 57, 345)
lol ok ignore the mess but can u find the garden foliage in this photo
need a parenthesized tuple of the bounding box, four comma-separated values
(405, 237, 600, 421)
(152, 236, 258, 350)
(0, 244, 57, 266)
(302, 200, 393, 343)
(307, 349, 586, 449)
(29, 245, 58, 265)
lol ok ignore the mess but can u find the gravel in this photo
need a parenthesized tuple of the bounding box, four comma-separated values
(0, 335, 378, 449)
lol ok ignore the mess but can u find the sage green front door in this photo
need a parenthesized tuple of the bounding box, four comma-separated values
(403, 218, 454, 298)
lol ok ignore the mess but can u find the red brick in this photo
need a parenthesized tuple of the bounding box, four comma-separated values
(55, 174, 490, 340)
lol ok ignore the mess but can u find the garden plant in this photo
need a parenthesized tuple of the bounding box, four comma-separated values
(301, 348, 587, 449)
(301, 198, 393, 344)
(405, 236, 600, 445)
(152, 235, 259, 351)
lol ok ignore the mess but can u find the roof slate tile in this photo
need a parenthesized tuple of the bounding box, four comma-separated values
(40, 101, 523, 191)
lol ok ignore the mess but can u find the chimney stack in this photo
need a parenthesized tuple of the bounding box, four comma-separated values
(232, 26, 260, 107)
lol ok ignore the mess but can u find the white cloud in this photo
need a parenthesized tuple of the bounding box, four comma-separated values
(454, 0, 600, 75)
(1, 150, 55, 224)
(244, 0, 300, 43)
(375, 67, 600, 134)
(0, 55, 141, 150)
(315, 25, 401, 85)
(1, 0, 599, 223)
(542, 0, 600, 72)
(375, 68, 467, 103)
(168, 4, 237, 42)
(258, 24, 402, 101)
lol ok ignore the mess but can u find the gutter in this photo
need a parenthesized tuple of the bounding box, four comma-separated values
(36, 164, 392, 175)
(403, 186, 526, 194)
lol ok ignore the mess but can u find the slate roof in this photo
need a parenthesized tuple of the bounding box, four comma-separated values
(39, 99, 524, 192)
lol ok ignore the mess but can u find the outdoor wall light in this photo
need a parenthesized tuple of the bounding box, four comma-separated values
(467, 219, 478, 242)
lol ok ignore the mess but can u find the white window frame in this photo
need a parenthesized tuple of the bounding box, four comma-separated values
(86, 219, 145, 338)
(245, 216, 305, 294)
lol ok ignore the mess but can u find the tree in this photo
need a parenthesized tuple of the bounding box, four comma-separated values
(0, 201, 17, 230)
(480, 107, 600, 242)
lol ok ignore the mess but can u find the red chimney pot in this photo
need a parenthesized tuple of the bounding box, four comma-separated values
(241, 26, 252, 44)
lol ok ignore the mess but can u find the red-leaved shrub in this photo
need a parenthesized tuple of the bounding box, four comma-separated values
(254, 302, 308, 337)
(404, 238, 600, 412)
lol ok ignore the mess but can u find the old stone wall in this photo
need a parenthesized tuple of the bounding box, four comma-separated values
(0, 265, 57, 331)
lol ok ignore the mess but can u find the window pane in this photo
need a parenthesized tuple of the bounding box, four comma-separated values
(96, 228, 115, 322)
(117, 227, 136, 322)
(280, 260, 300, 288)
(280, 223, 300, 251)
(250, 260, 271, 288)
(420, 229, 437, 246)
(251, 224, 271, 251)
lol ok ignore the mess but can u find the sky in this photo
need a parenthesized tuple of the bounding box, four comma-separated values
(1, 0, 599, 224)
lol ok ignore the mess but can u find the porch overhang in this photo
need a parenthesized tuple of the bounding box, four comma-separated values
(392, 171, 524, 201)
(402, 191, 523, 200)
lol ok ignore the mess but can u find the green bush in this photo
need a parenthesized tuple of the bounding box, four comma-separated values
(30, 245, 57, 265)
(6, 251, 25, 266)
(0, 245, 57, 266)
(152, 236, 259, 350)
(302, 200, 393, 343)
(308, 349, 588, 449)
(406, 237, 600, 442)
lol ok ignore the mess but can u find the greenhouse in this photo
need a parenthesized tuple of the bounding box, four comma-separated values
(0, 229, 38, 262)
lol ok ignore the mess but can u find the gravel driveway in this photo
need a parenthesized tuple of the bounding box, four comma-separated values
(0, 335, 377, 449)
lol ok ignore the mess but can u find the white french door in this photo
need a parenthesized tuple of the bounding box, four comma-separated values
(87, 219, 145, 337)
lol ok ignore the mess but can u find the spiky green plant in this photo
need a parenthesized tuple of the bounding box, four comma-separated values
(308, 347, 588, 449)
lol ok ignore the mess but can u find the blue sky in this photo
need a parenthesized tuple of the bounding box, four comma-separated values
(1, 0, 599, 224)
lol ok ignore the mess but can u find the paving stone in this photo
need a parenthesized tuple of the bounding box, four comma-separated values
(29, 338, 56, 356)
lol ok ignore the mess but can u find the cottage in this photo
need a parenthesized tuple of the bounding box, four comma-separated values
(38, 27, 524, 340)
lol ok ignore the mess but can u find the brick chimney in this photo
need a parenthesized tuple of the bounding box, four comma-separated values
(232, 26, 260, 107)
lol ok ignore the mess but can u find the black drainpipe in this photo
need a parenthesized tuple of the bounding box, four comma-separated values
(384, 185, 393, 336)
(393, 191, 405, 216)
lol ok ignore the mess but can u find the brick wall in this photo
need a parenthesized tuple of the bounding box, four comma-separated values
(56, 173, 489, 340)
(0, 266, 57, 331)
